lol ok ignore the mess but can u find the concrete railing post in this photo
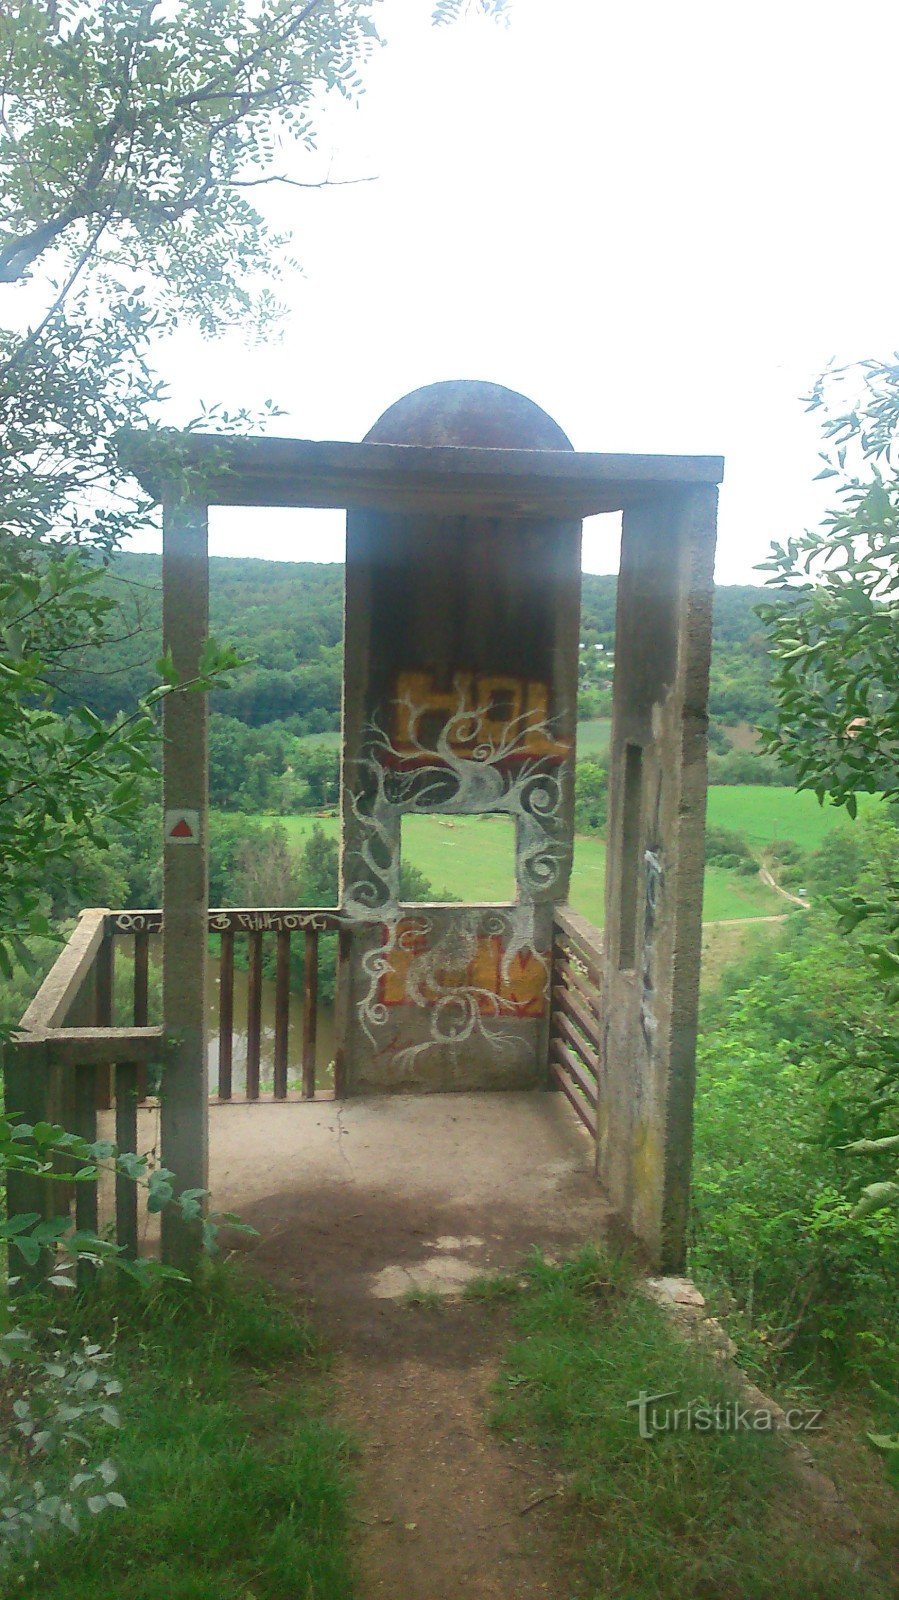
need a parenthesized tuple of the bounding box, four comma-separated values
(160, 496, 209, 1270)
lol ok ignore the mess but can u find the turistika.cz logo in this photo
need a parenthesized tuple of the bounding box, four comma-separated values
(627, 1389, 824, 1440)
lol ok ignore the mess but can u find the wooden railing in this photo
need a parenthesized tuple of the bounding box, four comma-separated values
(105, 907, 348, 1102)
(7, 908, 166, 1260)
(5, 903, 348, 1266)
(8, 901, 601, 1240)
(549, 906, 603, 1136)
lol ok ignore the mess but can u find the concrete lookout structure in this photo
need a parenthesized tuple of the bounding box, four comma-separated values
(13, 382, 720, 1274)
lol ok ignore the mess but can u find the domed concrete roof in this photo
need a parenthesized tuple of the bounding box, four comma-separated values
(364, 380, 573, 451)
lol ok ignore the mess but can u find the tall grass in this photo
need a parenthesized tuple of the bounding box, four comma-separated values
(5, 1270, 356, 1600)
(485, 1247, 890, 1600)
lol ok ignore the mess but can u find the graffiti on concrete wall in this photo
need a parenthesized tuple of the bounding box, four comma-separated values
(345, 673, 570, 908)
(343, 673, 570, 1069)
(378, 917, 547, 1016)
(389, 671, 569, 767)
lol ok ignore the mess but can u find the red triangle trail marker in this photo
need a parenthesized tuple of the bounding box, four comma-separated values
(165, 809, 201, 846)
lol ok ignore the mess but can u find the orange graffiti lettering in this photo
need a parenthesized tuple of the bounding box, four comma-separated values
(391, 671, 569, 764)
(379, 919, 547, 1018)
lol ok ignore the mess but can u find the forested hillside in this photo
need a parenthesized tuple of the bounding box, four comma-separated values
(70, 552, 773, 733)
(578, 573, 776, 726)
(70, 554, 345, 731)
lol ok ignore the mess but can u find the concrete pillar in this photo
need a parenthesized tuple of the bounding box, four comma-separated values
(599, 484, 717, 1270)
(160, 497, 209, 1269)
(337, 381, 582, 1094)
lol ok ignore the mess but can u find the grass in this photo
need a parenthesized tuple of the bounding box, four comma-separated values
(574, 717, 611, 756)
(706, 785, 880, 850)
(483, 1246, 892, 1600)
(4, 1270, 356, 1600)
(247, 810, 784, 926)
(699, 919, 774, 991)
(400, 1285, 445, 1310)
(295, 729, 342, 752)
(241, 767, 872, 930)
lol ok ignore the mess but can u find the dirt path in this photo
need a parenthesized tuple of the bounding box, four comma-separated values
(210, 1095, 607, 1599)
(703, 913, 787, 928)
(758, 866, 810, 909)
(236, 1186, 578, 1599)
(332, 1299, 569, 1600)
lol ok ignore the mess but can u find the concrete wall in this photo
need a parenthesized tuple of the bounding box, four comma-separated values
(338, 384, 582, 1092)
(599, 485, 717, 1270)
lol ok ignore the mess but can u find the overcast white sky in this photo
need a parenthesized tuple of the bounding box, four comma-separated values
(146, 0, 899, 584)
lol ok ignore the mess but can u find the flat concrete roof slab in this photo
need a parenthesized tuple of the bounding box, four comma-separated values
(119, 428, 724, 517)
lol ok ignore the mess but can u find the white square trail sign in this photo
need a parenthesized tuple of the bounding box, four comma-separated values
(164, 809, 201, 845)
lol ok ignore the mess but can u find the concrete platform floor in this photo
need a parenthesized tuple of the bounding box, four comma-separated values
(128, 1089, 611, 1304)
(204, 1090, 611, 1312)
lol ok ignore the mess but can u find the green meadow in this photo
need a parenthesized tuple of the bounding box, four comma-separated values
(241, 795, 844, 926)
(294, 728, 342, 752)
(707, 784, 879, 849)
(573, 716, 611, 755)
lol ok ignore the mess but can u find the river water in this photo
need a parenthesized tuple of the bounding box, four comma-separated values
(119, 940, 337, 1096)
(204, 962, 337, 1096)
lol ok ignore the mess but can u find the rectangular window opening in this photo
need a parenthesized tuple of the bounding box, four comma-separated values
(618, 743, 643, 970)
(399, 812, 518, 905)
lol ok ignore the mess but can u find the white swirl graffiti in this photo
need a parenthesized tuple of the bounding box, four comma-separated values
(344, 677, 570, 1068)
(112, 912, 158, 934)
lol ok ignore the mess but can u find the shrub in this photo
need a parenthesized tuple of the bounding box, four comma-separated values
(692, 913, 899, 1383)
(704, 826, 755, 869)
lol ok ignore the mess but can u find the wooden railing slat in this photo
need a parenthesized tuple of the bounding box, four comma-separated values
(246, 930, 263, 1100)
(19, 909, 107, 1033)
(553, 933, 603, 990)
(19, 1027, 165, 1067)
(74, 1062, 99, 1290)
(302, 929, 318, 1100)
(553, 1006, 600, 1078)
(94, 937, 114, 1112)
(134, 928, 149, 1101)
(550, 1038, 598, 1108)
(106, 907, 346, 936)
(553, 907, 604, 985)
(549, 1050, 597, 1136)
(552, 983, 601, 1056)
(4, 1044, 58, 1284)
(333, 928, 351, 1098)
(548, 906, 603, 1137)
(19, 907, 352, 1111)
(218, 930, 234, 1101)
(552, 964, 600, 1019)
(115, 1063, 139, 1259)
(552, 944, 598, 1003)
(274, 929, 290, 1100)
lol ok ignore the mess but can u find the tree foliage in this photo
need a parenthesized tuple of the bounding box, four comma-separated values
(0, 0, 380, 551)
(432, 0, 509, 22)
(0, 0, 377, 293)
(758, 359, 899, 811)
(758, 358, 899, 1222)
(693, 836, 899, 1386)
(0, 1, 378, 972)
(573, 756, 608, 835)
